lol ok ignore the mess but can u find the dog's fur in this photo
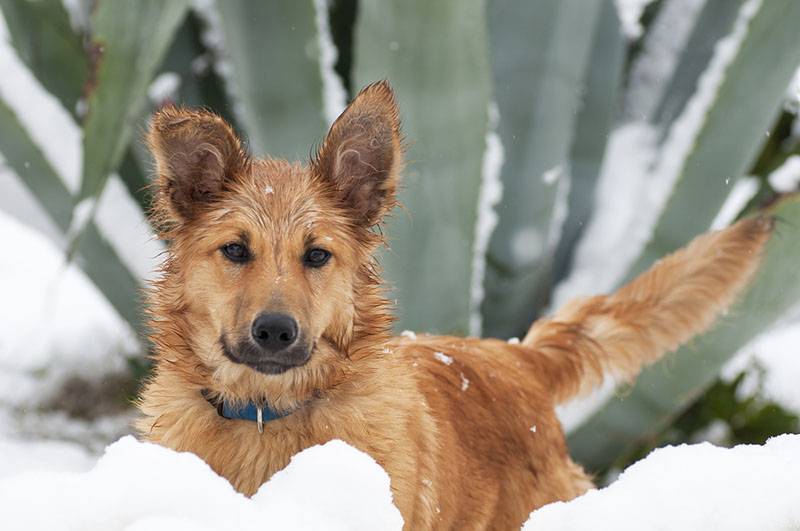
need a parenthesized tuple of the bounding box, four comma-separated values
(137, 81, 773, 529)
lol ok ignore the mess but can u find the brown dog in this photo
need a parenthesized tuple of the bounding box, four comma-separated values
(137, 81, 772, 529)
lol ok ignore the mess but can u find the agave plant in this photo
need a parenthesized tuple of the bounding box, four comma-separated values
(1, 0, 799, 472)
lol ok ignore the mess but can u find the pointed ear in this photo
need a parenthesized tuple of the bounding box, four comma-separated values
(313, 81, 403, 226)
(147, 107, 248, 222)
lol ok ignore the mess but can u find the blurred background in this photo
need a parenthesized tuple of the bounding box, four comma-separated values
(0, 0, 798, 482)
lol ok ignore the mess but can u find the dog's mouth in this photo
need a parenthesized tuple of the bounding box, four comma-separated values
(220, 334, 312, 375)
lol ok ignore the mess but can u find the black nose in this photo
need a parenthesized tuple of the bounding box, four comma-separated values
(251, 313, 299, 352)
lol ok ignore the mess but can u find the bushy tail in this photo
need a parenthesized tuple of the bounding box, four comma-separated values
(524, 215, 773, 404)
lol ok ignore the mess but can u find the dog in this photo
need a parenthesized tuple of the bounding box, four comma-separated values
(137, 81, 772, 529)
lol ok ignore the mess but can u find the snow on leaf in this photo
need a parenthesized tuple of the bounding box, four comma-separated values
(469, 102, 505, 336)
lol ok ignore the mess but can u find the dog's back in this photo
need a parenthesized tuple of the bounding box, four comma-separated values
(375, 215, 772, 528)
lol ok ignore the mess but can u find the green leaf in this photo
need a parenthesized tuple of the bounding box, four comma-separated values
(353, 0, 491, 335)
(481, 0, 604, 338)
(0, 0, 87, 116)
(75, 223, 144, 332)
(0, 98, 72, 230)
(651, 0, 745, 137)
(569, 196, 800, 471)
(0, 98, 143, 331)
(626, 0, 800, 279)
(79, 0, 190, 201)
(160, 11, 237, 126)
(215, 1, 327, 159)
(552, 0, 626, 285)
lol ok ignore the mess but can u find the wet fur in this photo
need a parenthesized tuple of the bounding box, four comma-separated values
(137, 81, 773, 529)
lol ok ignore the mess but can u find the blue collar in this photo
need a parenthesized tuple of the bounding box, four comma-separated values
(204, 390, 289, 433)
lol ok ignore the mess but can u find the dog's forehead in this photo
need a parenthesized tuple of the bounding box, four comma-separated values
(221, 159, 335, 237)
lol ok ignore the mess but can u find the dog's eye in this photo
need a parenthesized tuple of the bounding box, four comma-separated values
(221, 242, 250, 263)
(303, 248, 331, 268)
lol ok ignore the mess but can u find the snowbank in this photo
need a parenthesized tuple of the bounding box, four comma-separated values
(0, 436, 403, 531)
(723, 318, 800, 415)
(0, 211, 136, 409)
(525, 434, 800, 531)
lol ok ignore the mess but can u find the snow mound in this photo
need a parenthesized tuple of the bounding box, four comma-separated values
(0, 436, 403, 531)
(0, 211, 136, 409)
(524, 434, 800, 530)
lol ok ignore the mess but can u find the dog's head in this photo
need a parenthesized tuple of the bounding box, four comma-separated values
(146, 82, 401, 403)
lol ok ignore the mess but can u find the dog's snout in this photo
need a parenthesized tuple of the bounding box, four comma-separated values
(251, 313, 299, 352)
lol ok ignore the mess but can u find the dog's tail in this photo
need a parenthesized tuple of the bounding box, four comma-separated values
(523, 215, 773, 404)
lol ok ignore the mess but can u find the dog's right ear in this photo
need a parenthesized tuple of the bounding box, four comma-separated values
(147, 107, 248, 223)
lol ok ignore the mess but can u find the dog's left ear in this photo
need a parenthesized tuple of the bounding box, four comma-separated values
(313, 81, 403, 226)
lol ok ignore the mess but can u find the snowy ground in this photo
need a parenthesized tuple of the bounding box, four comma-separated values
(0, 437, 403, 531)
(524, 434, 800, 531)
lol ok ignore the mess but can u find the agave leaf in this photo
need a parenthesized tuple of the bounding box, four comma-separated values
(627, 0, 800, 279)
(552, 0, 626, 285)
(570, 196, 800, 471)
(0, 98, 142, 330)
(481, 0, 603, 338)
(650, 0, 745, 137)
(353, 0, 491, 335)
(0, 0, 87, 116)
(215, 1, 326, 159)
(160, 11, 237, 126)
(0, 98, 73, 230)
(79, 0, 190, 201)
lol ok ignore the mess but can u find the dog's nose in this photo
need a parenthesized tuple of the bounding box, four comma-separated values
(251, 313, 299, 352)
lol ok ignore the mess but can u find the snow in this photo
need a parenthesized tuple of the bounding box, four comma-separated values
(192, 0, 246, 124)
(557, 379, 617, 434)
(433, 351, 453, 365)
(313, 0, 347, 126)
(551, 123, 658, 308)
(0, 211, 136, 409)
(65, 196, 97, 241)
(147, 72, 181, 105)
(541, 164, 562, 185)
(614, 0, 657, 39)
(785, 65, 800, 113)
(0, 436, 95, 478)
(723, 318, 800, 415)
(95, 175, 163, 282)
(710, 176, 759, 229)
(469, 102, 504, 336)
(624, 0, 705, 121)
(0, 436, 403, 531)
(554, 0, 762, 309)
(524, 434, 800, 530)
(767, 154, 800, 193)
(0, 13, 82, 194)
